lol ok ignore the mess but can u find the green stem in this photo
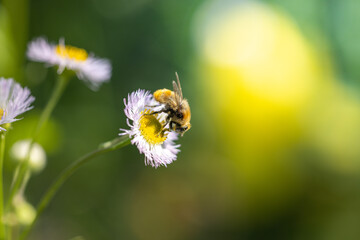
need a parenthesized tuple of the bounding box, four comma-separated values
(3, 0, 29, 82)
(18, 170, 31, 198)
(19, 135, 131, 240)
(33, 74, 70, 140)
(0, 134, 5, 240)
(7, 74, 70, 212)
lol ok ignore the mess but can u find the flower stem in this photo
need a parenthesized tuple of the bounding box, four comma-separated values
(34, 73, 70, 140)
(19, 135, 131, 240)
(0, 133, 5, 239)
(7, 74, 70, 212)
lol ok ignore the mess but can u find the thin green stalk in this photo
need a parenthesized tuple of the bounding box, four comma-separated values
(19, 135, 131, 240)
(18, 170, 31, 198)
(0, 133, 5, 240)
(7, 74, 70, 211)
(3, 0, 29, 82)
(34, 74, 70, 140)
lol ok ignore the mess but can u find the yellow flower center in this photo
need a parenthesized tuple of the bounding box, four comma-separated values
(139, 110, 167, 145)
(55, 45, 88, 61)
(0, 108, 3, 120)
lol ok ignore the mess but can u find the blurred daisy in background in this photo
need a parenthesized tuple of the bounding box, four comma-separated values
(0, 78, 35, 131)
(27, 37, 112, 90)
(120, 89, 180, 168)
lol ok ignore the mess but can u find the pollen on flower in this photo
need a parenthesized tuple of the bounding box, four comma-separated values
(0, 109, 3, 120)
(139, 110, 167, 145)
(55, 45, 88, 61)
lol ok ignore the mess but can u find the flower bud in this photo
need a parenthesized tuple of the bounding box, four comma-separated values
(11, 140, 46, 173)
(14, 199, 36, 226)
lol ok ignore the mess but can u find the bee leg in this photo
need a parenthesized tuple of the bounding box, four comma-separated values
(145, 104, 160, 108)
(160, 128, 170, 135)
(164, 115, 171, 125)
(154, 128, 170, 137)
(144, 110, 166, 115)
(145, 107, 172, 116)
(157, 117, 172, 137)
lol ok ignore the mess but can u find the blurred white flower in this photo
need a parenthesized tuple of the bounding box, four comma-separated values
(0, 78, 35, 131)
(13, 197, 36, 226)
(27, 37, 112, 90)
(11, 140, 46, 173)
(119, 89, 180, 168)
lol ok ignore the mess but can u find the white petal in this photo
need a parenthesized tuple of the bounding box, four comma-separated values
(0, 78, 35, 130)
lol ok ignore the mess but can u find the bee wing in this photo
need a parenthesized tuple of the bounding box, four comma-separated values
(172, 72, 183, 105)
(172, 80, 181, 106)
(175, 72, 183, 100)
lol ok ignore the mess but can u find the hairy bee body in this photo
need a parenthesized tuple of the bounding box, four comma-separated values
(153, 74, 191, 136)
(154, 89, 176, 108)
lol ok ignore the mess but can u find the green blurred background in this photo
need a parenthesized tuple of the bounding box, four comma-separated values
(1, 0, 360, 239)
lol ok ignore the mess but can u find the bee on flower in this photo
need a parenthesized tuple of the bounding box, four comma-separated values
(120, 89, 181, 168)
(151, 73, 191, 136)
(0, 78, 35, 131)
(27, 37, 112, 90)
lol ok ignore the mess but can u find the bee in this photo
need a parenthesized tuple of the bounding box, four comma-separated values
(150, 73, 191, 136)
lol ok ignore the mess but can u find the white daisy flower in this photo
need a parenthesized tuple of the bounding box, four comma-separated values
(0, 78, 35, 131)
(119, 89, 181, 168)
(27, 37, 112, 91)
